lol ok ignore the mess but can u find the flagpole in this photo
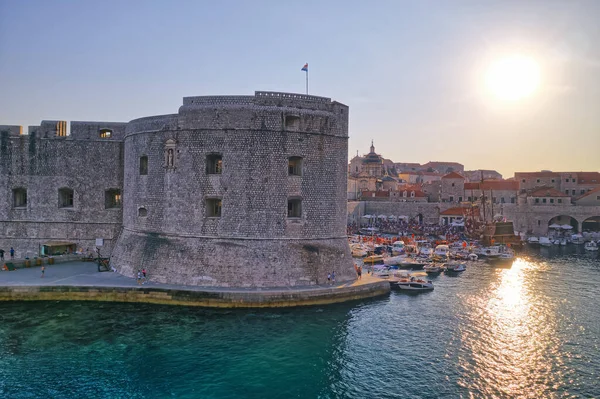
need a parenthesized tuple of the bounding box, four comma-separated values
(306, 66, 309, 95)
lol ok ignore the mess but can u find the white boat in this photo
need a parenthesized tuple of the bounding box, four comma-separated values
(584, 241, 599, 251)
(388, 271, 434, 291)
(476, 246, 501, 257)
(539, 237, 553, 247)
(391, 241, 405, 255)
(350, 244, 368, 258)
(416, 241, 433, 256)
(445, 262, 466, 272)
(383, 254, 406, 266)
(560, 238, 567, 246)
(486, 252, 514, 266)
(434, 244, 450, 258)
(571, 234, 585, 245)
(527, 236, 539, 246)
(468, 253, 478, 261)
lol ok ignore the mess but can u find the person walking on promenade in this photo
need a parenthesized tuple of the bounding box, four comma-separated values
(0, 248, 4, 261)
(137, 270, 142, 285)
(331, 271, 336, 284)
(142, 268, 147, 284)
(327, 272, 331, 285)
(10, 247, 15, 259)
(41, 265, 45, 278)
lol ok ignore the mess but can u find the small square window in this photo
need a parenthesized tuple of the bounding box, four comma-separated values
(206, 154, 222, 174)
(449, 196, 454, 202)
(558, 199, 562, 204)
(288, 198, 302, 218)
(550, 198, 554, 204)
(138, 207, 148, 217)
(451, 183, 455, 187)
(99, 128, 112, 138)
(522, 179, 526, 183)
(458, 196, 462, 202)
(13, 188, 27, 208)
(536, 179, 540, 183)
(542, 198, 547, 203)
(288, 156, 303, 176)
(139, 156, 148, 175)
(581, 190, 586, 194)
(551, 179, 555, 183)
(105, 189, 122, 209)
(59, 188, 74, 208)
(206, 198, 222, 217)
(596, 196, 600, 200)
(535, 198, 539, 204)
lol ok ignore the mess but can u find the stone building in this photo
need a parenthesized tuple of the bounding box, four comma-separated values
(440, 172, 465, 203)
(463, 180, 519, 204)
(1, 91, 356, 288)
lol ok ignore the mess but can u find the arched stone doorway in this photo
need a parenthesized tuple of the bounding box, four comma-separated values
(582, 216, 600, 232)
(548, 215, 578, 234)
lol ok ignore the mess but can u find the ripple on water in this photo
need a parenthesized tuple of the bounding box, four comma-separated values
(0, 247, 599, 398)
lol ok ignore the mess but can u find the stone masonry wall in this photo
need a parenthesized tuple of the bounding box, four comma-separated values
(0, 126, 124, 257)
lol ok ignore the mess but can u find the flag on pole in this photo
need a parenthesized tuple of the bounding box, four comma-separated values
(301, 63, 308, 71)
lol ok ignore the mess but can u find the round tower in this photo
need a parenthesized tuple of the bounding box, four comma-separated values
(110, 91, 354, 287)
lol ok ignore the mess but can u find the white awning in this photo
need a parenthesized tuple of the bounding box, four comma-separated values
(561, 224, 573, 229)
(549, 223, 561, 229)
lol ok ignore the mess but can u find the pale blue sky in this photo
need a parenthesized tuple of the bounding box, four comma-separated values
(1, 0, 599, 177)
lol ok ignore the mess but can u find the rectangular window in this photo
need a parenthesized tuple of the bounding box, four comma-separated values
(536, 179, 540, 183)
(511, 197, 515, 204)
(458, 196, 462, 202)
(285, 115, 300, 130)
(565, 190, 569, 194)
(449, 196, 454, 202)
(551, 179, 555, 183)
(288, 156, 303, 176)
(59, 188, 74, 208)
(13, 188, 27, 208)
(206, 198, 222, 217)
(581, 190, 586, 194)
(572, 190, 576, 195)
(542, 198, 547, 203)
(535, 198, 539, 204)
(550, 198, 554, 204)
(538, 220, 541, 226)
(206, 154, 223, 174)
(558, 199, 562, 203)
(597, 196, 600, 200)
(468, 196, 472, 202)
(501, 197, 505, 203)
(522, 179, 525, 183)
(105, 189, 122, 209)
(493, 197, 497, 203)
(565, 179, 568, 182)
(139, 156, 148, 175)
(287, 198, 302, 218)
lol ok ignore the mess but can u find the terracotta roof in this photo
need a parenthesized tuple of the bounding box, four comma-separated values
(442, 172, 465, 179)
(440, 207, 468, 216)
(464, 182, 479, 190)
(529, 187, 569, 197)
(574, 186, 600, 200)
(515, 171, 560, 178)
(425, 161, 463, 167)
(577, 172, 600, 185)
(481, 180, 519, 191)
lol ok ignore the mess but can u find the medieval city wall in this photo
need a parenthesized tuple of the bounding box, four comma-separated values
(0, 123, 125, 257)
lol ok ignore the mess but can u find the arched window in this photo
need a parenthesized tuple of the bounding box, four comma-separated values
(138, 207, 147, 217)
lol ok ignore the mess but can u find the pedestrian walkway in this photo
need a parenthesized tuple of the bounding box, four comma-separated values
(0, 261, 390, 307)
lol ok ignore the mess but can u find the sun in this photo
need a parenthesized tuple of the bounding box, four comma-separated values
(485, 55, 540, 101)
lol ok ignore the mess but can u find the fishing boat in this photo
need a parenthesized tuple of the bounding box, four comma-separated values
(584, 241, 599, 251)
(445, 262, 466, 273)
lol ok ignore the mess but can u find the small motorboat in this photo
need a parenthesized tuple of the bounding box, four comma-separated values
(388, 271, 434, 291)
(571, 234, 585, 245)
(527, 236, 539, 246)
(423, 263, 443, 274)
(445, 262, 466, 273)
(434, 244, 450, 258)
(584, 241, 599, 251)
(539, 237, 553, 247)
(486, 252, 514, 266)
(468, 253, 478, 261)
(391, 241, 405, 255)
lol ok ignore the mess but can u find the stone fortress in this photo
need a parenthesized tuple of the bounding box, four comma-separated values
(1, 91, 356, 288)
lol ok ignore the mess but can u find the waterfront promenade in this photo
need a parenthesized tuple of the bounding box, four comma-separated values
(0, 261, 389, 308)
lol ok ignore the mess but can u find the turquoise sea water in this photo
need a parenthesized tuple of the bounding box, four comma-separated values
(1, 246, 599, 398)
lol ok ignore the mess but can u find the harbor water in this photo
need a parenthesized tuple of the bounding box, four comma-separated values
(1, 246, 599, 398)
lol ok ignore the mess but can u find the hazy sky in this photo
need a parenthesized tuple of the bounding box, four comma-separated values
(1, 0, 599, 177)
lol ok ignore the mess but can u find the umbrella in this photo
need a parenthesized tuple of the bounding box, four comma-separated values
(549, 223, 561, 229)
(378, 214, 387, 219)
(561, 224, 573, 230)
(362, 214, 372, 219)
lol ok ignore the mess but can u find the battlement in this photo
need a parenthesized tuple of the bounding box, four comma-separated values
(0, 125, 23, 136)
(182, 91, 338, 111)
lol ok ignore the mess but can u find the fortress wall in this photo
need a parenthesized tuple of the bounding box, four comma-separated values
(70, 121, 128, 140)
(0, 132, 124, 256)
(110, 93, 353, 287)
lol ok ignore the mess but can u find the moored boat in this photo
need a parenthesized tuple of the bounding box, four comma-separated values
(388, 271, 434, 291)
(423, 263, 443, 274)
(584, 241, 599, 251)
(445, 262, 466, 273)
